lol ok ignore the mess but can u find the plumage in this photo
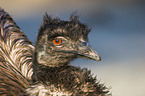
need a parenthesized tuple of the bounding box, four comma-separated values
(0, 8, 33, 95)
(0, 8, 111, 96)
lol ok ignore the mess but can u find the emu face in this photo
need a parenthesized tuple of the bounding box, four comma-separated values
(34, 14, 101, 67)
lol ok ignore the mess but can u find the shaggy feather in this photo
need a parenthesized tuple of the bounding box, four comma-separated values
(0, 8, 34, 95)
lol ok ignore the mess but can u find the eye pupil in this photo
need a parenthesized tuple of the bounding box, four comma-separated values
(56, 40, 59, 43)
(53, 39, 62, 45)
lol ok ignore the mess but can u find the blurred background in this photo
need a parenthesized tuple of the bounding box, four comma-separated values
(1, 0, 145, 96)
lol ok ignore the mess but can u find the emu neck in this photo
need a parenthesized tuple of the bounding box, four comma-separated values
(32, 47, 78, 89)
(32, 62, 83, 91)
(32, 52, 73, 82)
(32, 63, 65, 83)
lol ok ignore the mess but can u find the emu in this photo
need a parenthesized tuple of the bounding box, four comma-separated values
(0, 8, 110, 96)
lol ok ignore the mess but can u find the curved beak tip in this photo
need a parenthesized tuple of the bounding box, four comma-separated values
(88, 53, 101, 61)
(76, 41, 102, 62)
(79, 49, 101, 61)
(86, 49, 101, 61)
(95, 56, 101, 61)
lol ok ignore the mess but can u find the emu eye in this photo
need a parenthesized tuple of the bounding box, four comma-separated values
(53, 39, 62, 45)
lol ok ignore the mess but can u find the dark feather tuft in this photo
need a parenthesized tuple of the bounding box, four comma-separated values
(69, 11, 79, 22)
(39, 12, 90, 41)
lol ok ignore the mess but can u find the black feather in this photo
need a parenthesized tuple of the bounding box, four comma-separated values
(39, 13, 90, 41)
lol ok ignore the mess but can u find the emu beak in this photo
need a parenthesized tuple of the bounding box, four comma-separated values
(77, 41, 101, 61)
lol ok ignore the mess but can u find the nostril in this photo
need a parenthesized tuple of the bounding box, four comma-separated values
(82, 42, 88, 46)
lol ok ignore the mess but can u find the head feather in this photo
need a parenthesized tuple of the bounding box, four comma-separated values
(69, 11, 79, 22)
(38, 13, 90, 42)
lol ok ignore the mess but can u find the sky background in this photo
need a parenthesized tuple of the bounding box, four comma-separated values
(1, 0, 145, 96)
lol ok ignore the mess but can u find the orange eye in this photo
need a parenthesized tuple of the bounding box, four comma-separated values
(53, 39, 62, 45)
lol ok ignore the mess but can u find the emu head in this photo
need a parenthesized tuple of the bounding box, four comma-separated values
(34, 13, 101, 67)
